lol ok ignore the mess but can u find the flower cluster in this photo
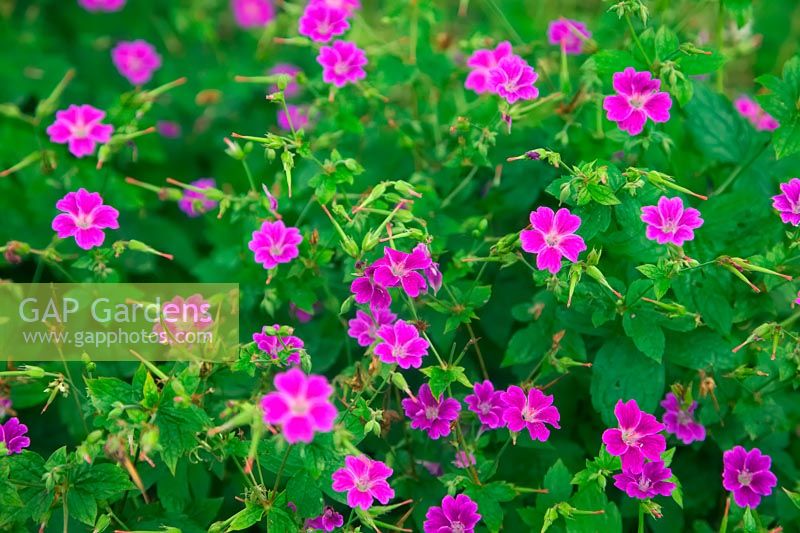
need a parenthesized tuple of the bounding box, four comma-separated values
(465, 41, 539, 104)
(253, 324, 305, 365)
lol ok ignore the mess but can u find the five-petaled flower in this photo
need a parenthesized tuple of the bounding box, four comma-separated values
(0, 417, 30, 455)
(111, 40, 162, 85)
(261, 368, 337, 443)
(735, 96, 779, 132)
(488, 55, 539, 104)
(464, 41, 513, 94)
(253, 324, 305, 365)
(331, 455, 395, 510)
(423, 493, 482, 533)
(52, 188, 120, 250)
(351, 264, 393, 309)
(46, 104, 114, 158)
(520, 206, 586, 274)
(374, 319, 429, 369)
(347, 307, 397, 347)
(299, 3, 350, 42)
(317, 40, 368, 87)
(304, 506, 344, 532)
(78, 0, 126, 11)
(602, 399, 666, 472)
(248, 220, 303, 270)
(464, 380, 505, 429)
(641, 196, 704, 246)
(772, 177, 800, 226)
(231, 0, 275, 28)
(603, 67, 672, 135)
(613, 460, 676, 499)
(372, 246, 432, 298)
(722, 446, 777, 508)
(547, 18, 591, 54)
(178, 178, 219, 217)
(310, 0, 361, 15)
(500, 385, 560, 441)
(660, 392, 706, 445)
(402, 384, 461, 440)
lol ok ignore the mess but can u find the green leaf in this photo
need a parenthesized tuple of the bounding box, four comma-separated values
(586, 183, 621, 206)
(655, 27, 679, 60)
(464, 481, 516, 533)
(540, 460, 572, 508)
(677, 49, 726, 75)
(757, 55, 800, 158)
(742, 507, 758, 533)
(591, 50, 641, 77)
(783, 487, 800, 510)
(502, 323, 548, 367)
(67, 487, 98, 526)
(685, 83, 755, 163)
(85, 377, 135, 413)
(419, 365, 472, 397)
(622, 309, 665, 362)
(155, 402, 210, 475)
(285, 471, 323, 518)
(228, 502, 265, 531)
(74, 463, 135, 500)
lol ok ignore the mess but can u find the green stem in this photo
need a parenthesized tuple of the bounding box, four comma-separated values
(638, 503, 645, 533)
(271, 445, 292, 494)
(626, 14, 652, 66)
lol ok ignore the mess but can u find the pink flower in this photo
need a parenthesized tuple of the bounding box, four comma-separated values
(660, 392, 706, 445)
(772, 178, 800, 226)
(347, 308, 397, 347)
(722, 446, 777, 508)
(331, 455, 395, 509)
(299, 3, 350, 43)
(374, 319, 429, 369)
(464, 380, 504, 429)
(178, 178, 218, 217)
(156, 120, 182, 138)
(613, 460, 675, 499)
(46, 104, 113, 158)
(464, 41, 513, 94)
(112, 40, 162, 85)
(52, 188, 120, 250)
(269, 63, 302, 99)
(305, 506, 344, 532)
(735, 96, 779, 132)
(152, 294, 214, 345)
(414, 243, 443, 294)
(0, 417, 30, 455)
(603, 67, 672, 135)
(260, 368, 337, 443)
(401, 384, 461, 440)
(453, 451, 476, 469)
(248, 220, 303, 269)
(602, 399, 666, 472)
(290, 302, 318, 323)
(310, 0, 360, 15)
(253, 324, 305, 365)
(500, 386, 560, 441)
(641, 196, 704, 246)
(520, 207, 586, 274)
(231, 0, 275, 28)
(372, 246, 432, 298)
(423, 494, 482, 533)
(317, 40, 367, 87)
(547, 18, 591, 54)
(350, 264, 392, 310)
(0, 397, 11, 419)
(277, 104, 313, 132)
(488, 55, 539, 104)
(78, 0, 125, 12)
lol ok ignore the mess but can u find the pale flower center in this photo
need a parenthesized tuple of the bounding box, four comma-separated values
(629, 94, 646, 109)
(269, 243, 284, 256)
(676, 410, 691, 425)
(74, 212, 94, 229)
(621, 430, 640, 447)
(71, 121, 89, 139)
(544, 231, 561, 247)
(636, 476, 652, 493)
(424, 405, 439, 420)
(478, 402, 492, 415)
(521, 405, 539, 423)
(450, 522, 465, 533)
(290, 396, 310, 416)
(354, 475, 372, 491)
(738, 470, 753, 486)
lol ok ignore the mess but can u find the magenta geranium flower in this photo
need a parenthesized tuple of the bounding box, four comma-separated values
(500, 386, 560, 441)
(152, 294, 214, 345)
(347, 307, 397, 347)
(52, 188, 120, 250)
(0, 397, 11, 419)
(270, 63, 302, 99)
(372, 246, 432, 298)
(157, 120, 182, 138)
(602, 399, 666, 472)
(253, 324, 305, 365)
(304, 506, 344, 532)
(464, 41, 513, 94)
(46, 104, 113, 158)
(613, 460, 675, 499)
(178, 178, 218, 217)
(722, 446, 777, 508)
(423, 494, 481, 533)
(464, 380, 504, 429)
(402, 384, 461, 440)
(111, 40, 162, 85)
(374, 319, 429, 369)
(231, 0, 275, 28)
(248, 220, 303, 269)
(660, 392, 706, 445)
(78, 0, 125, 12)
(641, 196, 704, 246)
(547, 18, 591, 54)
(488, 55, 539, 104)
(520, 206, 586, 274)
(331, 455, 395, 510)
(735, 96, 779, 132)
(350, 264, 392, 310)
(298, 3, 349, 42)
(0, 417, 30, 455)
(260, 368, 337, 443)
(277, 105, 313, 132)
(310, 0, 360, 15)
(603, 68, 672, 135)
(772, 178, 800, 226)
(317, 40, 367, 87)
(414, 243, 443, 294)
